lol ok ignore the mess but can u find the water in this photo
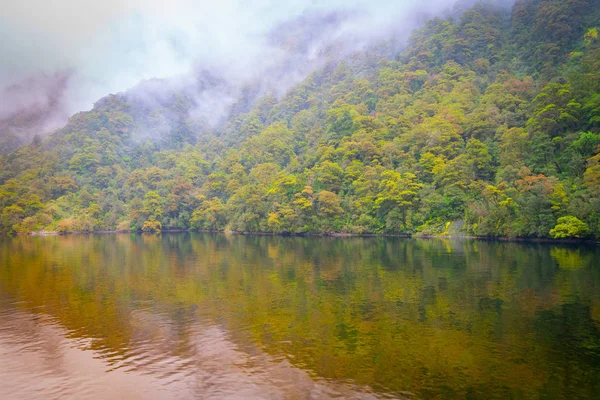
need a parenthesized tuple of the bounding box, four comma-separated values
(0, 233, 599, 399)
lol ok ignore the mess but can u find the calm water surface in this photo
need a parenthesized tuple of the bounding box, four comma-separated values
(0, 233, 599, 399)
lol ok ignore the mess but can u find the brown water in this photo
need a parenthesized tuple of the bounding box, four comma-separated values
(0, 233, 599, 399)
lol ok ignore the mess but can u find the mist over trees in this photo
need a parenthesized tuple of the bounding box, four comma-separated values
(1, 0, 600, 239)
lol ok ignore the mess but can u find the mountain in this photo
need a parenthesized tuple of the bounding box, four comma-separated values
(1, 0, 600, 240)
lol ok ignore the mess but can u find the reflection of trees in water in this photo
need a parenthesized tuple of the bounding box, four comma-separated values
(1, 234, 599, 399)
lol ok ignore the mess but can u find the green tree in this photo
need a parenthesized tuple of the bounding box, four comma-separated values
(550, 216, 590, 238)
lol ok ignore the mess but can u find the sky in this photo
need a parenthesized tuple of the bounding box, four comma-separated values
(0, 0, 475, 133)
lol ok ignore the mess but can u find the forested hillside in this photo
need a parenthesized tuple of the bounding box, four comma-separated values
(1, 0, 600, 239)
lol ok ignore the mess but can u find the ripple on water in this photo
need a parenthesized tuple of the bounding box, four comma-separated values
(0, 299, 391, 399)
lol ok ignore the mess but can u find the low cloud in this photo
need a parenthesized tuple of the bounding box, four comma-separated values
(0, 0, 511, 144)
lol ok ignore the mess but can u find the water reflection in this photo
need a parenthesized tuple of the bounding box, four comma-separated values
(0, 234, 599, 399)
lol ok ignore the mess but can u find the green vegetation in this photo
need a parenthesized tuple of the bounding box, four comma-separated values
(1, 0, 600, 239)
(550, 216, 590, 238)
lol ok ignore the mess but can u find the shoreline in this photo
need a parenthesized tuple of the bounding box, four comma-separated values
(7, 229, 598, 245)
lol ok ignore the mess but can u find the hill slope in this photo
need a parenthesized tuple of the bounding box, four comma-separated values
(1, 0, 600, 239)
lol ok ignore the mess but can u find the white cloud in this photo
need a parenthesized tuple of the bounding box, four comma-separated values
(0, 0, 474, 128)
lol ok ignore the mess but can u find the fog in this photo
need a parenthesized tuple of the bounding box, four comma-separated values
(0, 0, 513, 144)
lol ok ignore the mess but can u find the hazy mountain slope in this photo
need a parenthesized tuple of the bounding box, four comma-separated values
(1, 0, 599, 239)
(0, 72, 72, 153)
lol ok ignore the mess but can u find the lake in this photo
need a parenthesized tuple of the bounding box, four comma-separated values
(0, 233, 599, 399)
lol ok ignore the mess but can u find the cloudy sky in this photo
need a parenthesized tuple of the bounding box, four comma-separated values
(0, 0, 470, 129)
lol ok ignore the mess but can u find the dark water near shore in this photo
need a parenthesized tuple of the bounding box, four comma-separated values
(0, 233, 599, 399)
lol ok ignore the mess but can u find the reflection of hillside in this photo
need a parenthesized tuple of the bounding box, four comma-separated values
(0, 301, 385, 399)
(0, 305, 167, 400)
(0, 234, 599, 398)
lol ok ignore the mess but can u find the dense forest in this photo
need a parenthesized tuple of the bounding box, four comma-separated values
(1, 0, 600, 239)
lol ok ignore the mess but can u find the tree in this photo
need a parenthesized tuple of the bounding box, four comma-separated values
(143, 191, 164, 219)
(549, 216, 590, 239)
(1, 205, 24, 231)
(527, 83, 581, 138)
(142, 217, 162, 233)
(465, 138, 493, 180)
(190, 196, 227, 231)
(583, 153, 600, 196)
(316, 191, 343, 231)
